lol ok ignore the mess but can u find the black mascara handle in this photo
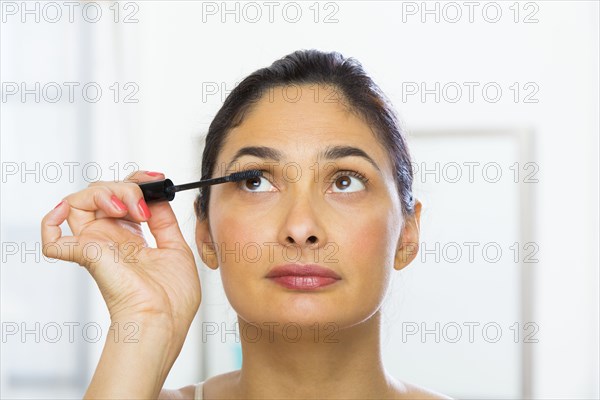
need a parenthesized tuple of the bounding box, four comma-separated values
(138, 179, 175, 202)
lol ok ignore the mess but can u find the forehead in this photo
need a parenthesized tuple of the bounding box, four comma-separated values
(217, 84, 392, 169)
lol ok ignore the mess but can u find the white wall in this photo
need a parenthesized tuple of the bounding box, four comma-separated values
(1, 1, 598, 399)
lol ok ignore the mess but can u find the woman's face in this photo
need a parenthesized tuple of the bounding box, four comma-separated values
(196, 84, 420, 330)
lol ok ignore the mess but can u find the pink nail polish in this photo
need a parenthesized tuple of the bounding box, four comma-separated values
(53, 200, 64, 210)
(138, 198, 152, 219)
(145, 171, 163, 177)
(111, 195, 128, 211)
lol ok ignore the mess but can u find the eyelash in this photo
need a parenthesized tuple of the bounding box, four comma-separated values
(331, 169, 370, 187)
(233, 169, 270, 192)
(235, 168, 370, 192)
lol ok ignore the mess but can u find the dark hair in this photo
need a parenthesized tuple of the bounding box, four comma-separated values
(195, 49, 415, 221)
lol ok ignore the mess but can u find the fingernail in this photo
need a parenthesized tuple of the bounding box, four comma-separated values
(111, 195, 128, 212)
(145, 171, 163, 177)
(53, 200, 64, 210)
(138, 198, 152, 219)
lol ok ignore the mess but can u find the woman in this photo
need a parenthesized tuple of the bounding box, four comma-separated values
(41, 49, 451, 399)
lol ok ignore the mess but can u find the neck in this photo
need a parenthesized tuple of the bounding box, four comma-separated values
(231, 310, 399, 399)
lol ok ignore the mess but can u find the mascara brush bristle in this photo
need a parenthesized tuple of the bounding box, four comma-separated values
(227, 170, 263, 182)
(166, 170, 264, 194)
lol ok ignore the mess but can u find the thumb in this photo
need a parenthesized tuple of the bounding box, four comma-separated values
(126, 170, 191, 252)
(146, 201, 191, 252)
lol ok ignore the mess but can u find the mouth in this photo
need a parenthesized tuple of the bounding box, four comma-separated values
(265, 263, 342, 290)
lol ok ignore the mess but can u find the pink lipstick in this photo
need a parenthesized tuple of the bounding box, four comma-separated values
(265, 264, 341, 290)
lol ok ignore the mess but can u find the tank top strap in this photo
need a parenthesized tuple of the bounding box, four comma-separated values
(194, 380, 204, 400)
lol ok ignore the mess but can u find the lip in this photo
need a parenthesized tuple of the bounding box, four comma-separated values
(265, 264, 342, 290)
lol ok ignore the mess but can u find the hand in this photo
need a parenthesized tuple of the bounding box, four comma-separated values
(41, 170, 201, 339)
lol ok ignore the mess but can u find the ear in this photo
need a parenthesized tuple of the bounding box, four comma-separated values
(194, 198, 219, 270)
(394, 199, 422, 271)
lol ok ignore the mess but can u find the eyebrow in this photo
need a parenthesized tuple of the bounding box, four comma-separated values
(225, 145, 381, 172)
(321, 145, 381, 172)
(226, 146, 283, 171)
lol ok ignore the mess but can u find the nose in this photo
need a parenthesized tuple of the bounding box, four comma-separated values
(285, 234, 318, 247)
(278, 194, 327, 250)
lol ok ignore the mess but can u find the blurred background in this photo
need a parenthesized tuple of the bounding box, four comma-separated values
(1, 1, 598, 399)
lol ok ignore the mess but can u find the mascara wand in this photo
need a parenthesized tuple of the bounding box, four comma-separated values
(138, 170, 263, 203)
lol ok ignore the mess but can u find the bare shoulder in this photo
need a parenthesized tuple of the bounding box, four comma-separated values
(397, 380, 454, 399)
(158, 383, 198, 400)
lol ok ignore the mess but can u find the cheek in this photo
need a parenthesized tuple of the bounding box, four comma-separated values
(211, 208, 269, 309)
(340, 211, 397, 298)
(212, 202, 267, 255)
(214, 213, 263, 274)
(344, 211, 397, 265)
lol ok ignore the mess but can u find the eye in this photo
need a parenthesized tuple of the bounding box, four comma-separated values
(329, 170, 369, 193)
(237, 172, 276, 193)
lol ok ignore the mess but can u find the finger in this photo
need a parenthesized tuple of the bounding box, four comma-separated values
(69, 173, 163, 226)
(41, 199, 81, 264)
(123, 170, 165, 184)
(86, 170, 187, 251)
(64, 185, 131, 236)
(41, 200, 117, 275)
(146, 200, 191, 252)
(90, 171, 166, 222)
(120, 171, 190, 251)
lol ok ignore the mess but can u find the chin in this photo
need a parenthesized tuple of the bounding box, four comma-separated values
(234, 302, 379, 336)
